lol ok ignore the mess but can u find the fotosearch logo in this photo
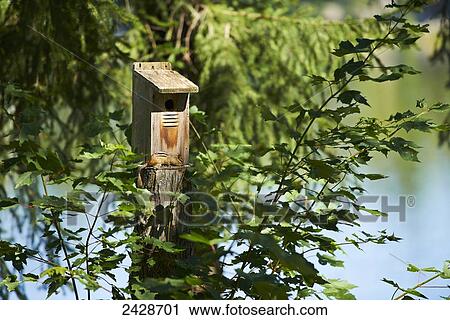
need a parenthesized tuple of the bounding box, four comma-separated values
(62, 190, 416, 227)
(354, 195, 415, 222)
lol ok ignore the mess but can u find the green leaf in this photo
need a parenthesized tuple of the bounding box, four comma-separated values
(73, 270, 101, 291)
(374, 14, 405, 23)
(404, 289, 427, 299)
(0, 275, 20, 292)
(328, 105, 361, 123)
(322, 279, 357, 300)
(359, 207, 387, 217)
(242, 232, 324, 286)
(0, 197, 19, 210)
(131, 284, 157, 300)
(360, 64, 420, 82)
(407, 264, 421, 272)
(143, 237, 183, 253)
(332, 38, 373, 57)
(189, 105, 206, 124)
(38, 151, 65, 172)
(338, 90, 369, 106)
(109, 109, 124, 121)
(442, 261, 450, 279)
(33, 196, 85, 212)
(79, 142, 130, 160)
(109, 210, 135, 219)
(430, 102, 450, 112)
(84, 116, 110, 137)
(235, 271, 291, 299)
(334, 59, 366, 81)
(0, 240, 33, 271)
(386, 64, 421, 75)
(401, 119, 433, 132)
(15, 172, 37, 188)
(364, 173, 388, 180)
(94, 172, 129, 191)
(43, 275, 67, 298)
(403, 22, 429, 33)
(389, 110, 415, 121)
(252, 279, 289, 299)
(4, 84, 39, 102)
(308, 160, 338, 181)
(309, 74, 328, 85)
(317, 253, 344, 268)
(389, 137, 420, 162)
(23, 273, 39, 282)
(260, 105, 277, 121)
(78, 150, 107, 159)
(382, 278, 400, 289)
(40, 266, 67, 277)
(360, 73, 402, 82)
(180, 232, 215, 246)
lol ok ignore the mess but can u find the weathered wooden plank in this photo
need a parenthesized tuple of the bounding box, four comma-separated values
(150, 102, 189, 165)
(135, 69, 199, 94)
(132, 67, 152, 159)
(133, 61, 172, 71)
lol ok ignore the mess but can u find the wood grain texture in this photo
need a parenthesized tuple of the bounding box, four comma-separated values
(132, 166, 193, 280)
(131, 67, 152, 158)
(133, 61, 172, 71)
(135, 69, 198, 94)
(150, 105, 189, 165)
(133, 61, 198, 94)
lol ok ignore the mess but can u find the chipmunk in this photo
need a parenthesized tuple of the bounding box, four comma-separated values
(146, 152, 183, 167)
(136, 152, 183, 188)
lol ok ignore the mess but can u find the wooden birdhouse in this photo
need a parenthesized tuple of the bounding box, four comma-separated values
(132, 62, 198, 165)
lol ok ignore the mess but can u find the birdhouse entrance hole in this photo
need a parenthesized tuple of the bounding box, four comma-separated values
(152, 92, 188, 112)
(164, 99, 175, 111)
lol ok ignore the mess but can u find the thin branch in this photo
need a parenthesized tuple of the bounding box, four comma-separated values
(41, 176, 80, 300)
(394, 273, 441, 300)
(84, 152, 116, 300)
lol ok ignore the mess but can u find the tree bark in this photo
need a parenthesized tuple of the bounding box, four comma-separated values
(131, 165, 193, 281)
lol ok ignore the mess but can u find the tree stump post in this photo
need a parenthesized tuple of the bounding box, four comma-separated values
(133, 165, 193, 279)
(129, 62, 198, 284)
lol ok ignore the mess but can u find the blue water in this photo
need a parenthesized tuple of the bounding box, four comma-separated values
(321, 147, 450, 299)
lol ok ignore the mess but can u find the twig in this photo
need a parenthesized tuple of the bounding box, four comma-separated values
(41, 176, 80, 300)
(84, 152, 117, 300)
(394, 273, 441, 300)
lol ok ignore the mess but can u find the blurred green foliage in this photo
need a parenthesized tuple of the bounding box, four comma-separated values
(0, 0, 448, 300)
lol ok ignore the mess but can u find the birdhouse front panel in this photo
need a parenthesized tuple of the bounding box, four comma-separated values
(150, 94, 190, 164)
(132, 62, 198, 165)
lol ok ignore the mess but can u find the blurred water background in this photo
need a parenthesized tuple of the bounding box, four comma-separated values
(322, 30, 450, 299)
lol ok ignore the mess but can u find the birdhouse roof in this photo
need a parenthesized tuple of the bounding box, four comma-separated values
(133, 62, 198, 94)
